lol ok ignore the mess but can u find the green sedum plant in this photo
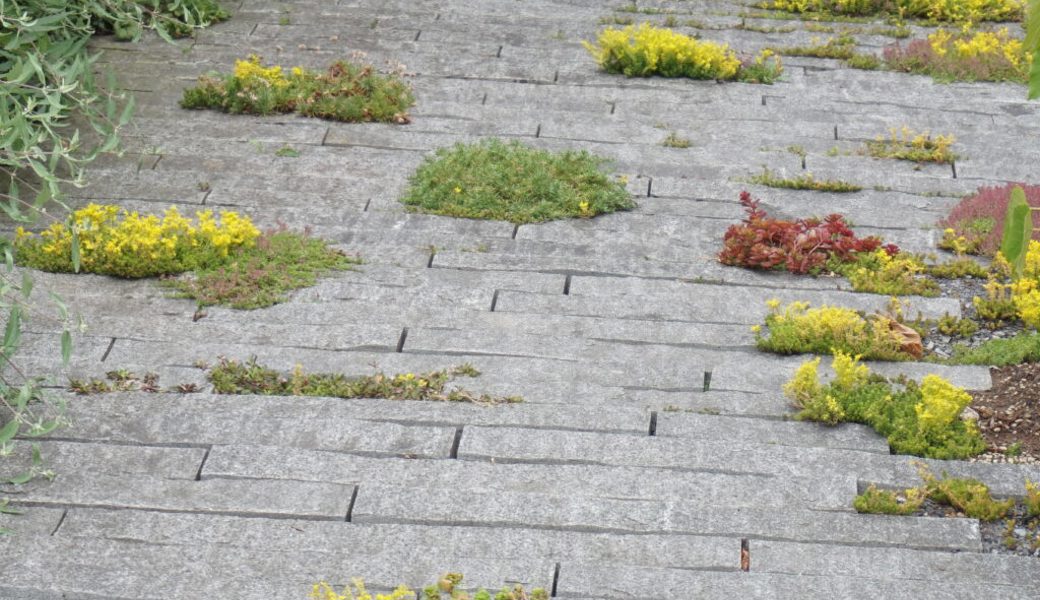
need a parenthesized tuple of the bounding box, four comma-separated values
(310, 574, 548, 600)
(756, 300, 914, 360)
(181, 55, 414, 123)
(400, 139, 634, 224)
(784, 351, 986, 459)
(856, 466, 1019, 521)
(209, 358, 522, 404)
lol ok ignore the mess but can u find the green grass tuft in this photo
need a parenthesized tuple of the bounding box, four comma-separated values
(946, 332, 1040, 366)
(400, 139, 635, 224)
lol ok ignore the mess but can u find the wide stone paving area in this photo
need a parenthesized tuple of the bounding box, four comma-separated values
(3, 0, 1040, 598)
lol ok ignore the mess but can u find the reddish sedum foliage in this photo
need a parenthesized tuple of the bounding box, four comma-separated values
(939, 183, 1040, 255)
(883, 38, 1025, 83)
(719, 191, 898, 274)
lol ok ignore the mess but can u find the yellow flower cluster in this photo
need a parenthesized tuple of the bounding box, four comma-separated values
(914, 374, 973, 432)
(832, 349, 869, 392)
(929, 27, 1029, 70)
(15, 203, 260, 278)
(841, 248, 935, 296)
(310, 580, 415, 600)
(1010, 241, 1040, 328)
(584, 23, 741, 80)
(763, 0, 1024, 21)
(233, 54, 293, 87)
(783, 355, 822, 405)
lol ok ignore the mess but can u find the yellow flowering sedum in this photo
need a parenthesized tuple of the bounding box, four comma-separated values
(15, 203, 260, 278)
(929, 27, 1029, 70)
(915, 374, 974, 432)
(584, 23, 742, 80)
(831, 349, 869, 392)
(762, 0, 1024, 22)
(1010, 241, 1040, 328)
(233, 54, 290, 87)
(783, 356, 821, 406)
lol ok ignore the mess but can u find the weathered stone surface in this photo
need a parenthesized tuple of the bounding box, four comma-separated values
(202, 443, 853, 509)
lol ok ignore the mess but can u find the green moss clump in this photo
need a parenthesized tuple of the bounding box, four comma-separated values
(853, 484, 924, 515)
(400, 139, 635, 224)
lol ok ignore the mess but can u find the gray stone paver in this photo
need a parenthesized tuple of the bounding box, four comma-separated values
(4, 0, 1040, 597)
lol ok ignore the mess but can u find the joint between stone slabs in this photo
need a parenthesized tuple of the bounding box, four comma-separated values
(414, 30, 421, 42)
(646, 178, 653, 198)
(834, 125, 839, 140)
(449, 427, 464, 459)
(740, 538, 750, 572)
(50, 508, 68, 536)
(363, 198, 371, 212)
(511, 224, 520, 239)
(345, 485, 360, 522)
(489, 289, 500, 312)
(320, 127, 330, 146)
(396, 328, 409, 353)
(194, 446, 212, 481)
(248, 22, 259, 36)
(151, 154, 163, 171)
(481, 92, 488, 106)
(41, 436, 211, 451)
(951, 161, 957, 179)
(562, 275, 571, 295)
(648, 411, 657, 437)
(609, 101, 616, 115)
(703, 371, 712, 392)
(101, 337, 117, 363)
(9, 501, 347, 523)
(496, 45, 503, 59)
(551, 563, 561, 597)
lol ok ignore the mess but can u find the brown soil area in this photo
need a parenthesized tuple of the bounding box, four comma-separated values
(969, 363, 1040, 463)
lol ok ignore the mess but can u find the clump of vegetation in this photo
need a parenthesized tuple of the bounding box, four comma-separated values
(748, 168, 862, 192)
(756, 300, 917, 360)
(583, 23, 783, 83)
(756, 0, 1025, 23)
(15, 204, 352, 309)
(165, 227, 359, 309)
(928, 257, 989, 279)
(854, 484, 925, 515)
(953, 332, 1040, 364)
(882, 28, 1030, 83)
(209, 358, 522, 404)
(829, 250, 940, 297)
(662, 132, 691, 148)
(181, 54, 414, 123)
(311, 573, 548, 600)
(774, 35, 857, 59)
(856, 465, 1017, 522)
(68, 370, 160, 395)
(847, 53, 883, 69)
(15, 203, 260, 278)
(784, 352, 986, 459)
(864, 127, 957, 163)
(937, 314, 980, 337)
(718, 191, 896, 274)
(400, 139, 634, 224)
(939, 184, 1040, 256)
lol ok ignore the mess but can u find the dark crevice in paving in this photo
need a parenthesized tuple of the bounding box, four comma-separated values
(449, 427, 464, 459)
(396, 327, 409, 353)
(345, 485, 359, 522)
(648, 412, 657, 437)
(703, 371, 713, 392)
(100, 338, 116, 363)
(489, 289, 500, 312)
(14, 501, 346, 523)
(194, 446, 212, 481)
(49, 509, 68, 536)
(562, 274, 571, 295)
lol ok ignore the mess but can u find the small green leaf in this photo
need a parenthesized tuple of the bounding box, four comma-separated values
(6, 472, 33, 485)
(20, 271, 32, 300)
(0, 420, 19, 446)
(2, 305, 21, 358)
(61, 330, 72, 366)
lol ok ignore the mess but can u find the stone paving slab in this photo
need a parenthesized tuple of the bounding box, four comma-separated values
(353, 484, 980, 550)
(58, 393, 456, 456)
(754, 540, 1040, 586)
(56, 508, 738, 570)
(202, 444, 853, 510)
(2, 472, 354, 519)
(557, 564, 1038, 600)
